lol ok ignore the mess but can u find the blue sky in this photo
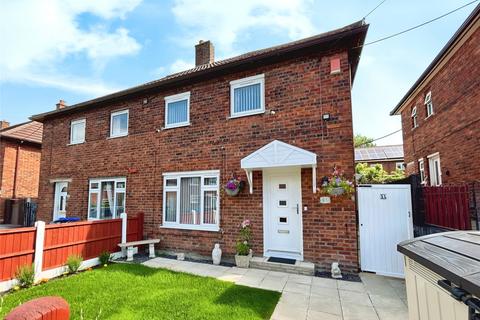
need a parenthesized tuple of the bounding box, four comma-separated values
(0, 0, 476, 145)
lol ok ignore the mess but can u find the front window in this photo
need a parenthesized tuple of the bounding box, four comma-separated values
(110, 110, 129, 137)
(419, 159, 426, 184)
(428, 153, 442, 186)
(396, 162, 405, 170)
(163, 170, 219, 231)
(230, 74, 265, 118)
(165, 92, 190, 128)
(88, 177, 126, 219)
(70, 119, 85, 144)
(411, 106, 418, 128)
(424, 91, 434, 118)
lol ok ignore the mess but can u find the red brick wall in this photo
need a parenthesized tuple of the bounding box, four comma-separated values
(0, 139, 41, 220)
(399, 26, 480, 185)
(37, 50, 358, 271)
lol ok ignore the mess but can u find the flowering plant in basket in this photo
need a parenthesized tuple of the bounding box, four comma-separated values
(321, 167, 354, 196)
(224, 175, 244, 196)
(235, 219, 252, 268)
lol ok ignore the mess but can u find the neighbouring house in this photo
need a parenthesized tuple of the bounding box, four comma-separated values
(0, 120, 42, 223)
(30, 21, 368, 271)
(354, 145, 404, 172)
(390, 5, 479, 186)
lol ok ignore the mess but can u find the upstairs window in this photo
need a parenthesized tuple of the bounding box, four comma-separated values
(88, 177, 126, 220)
(163, 170, 220, 231)
(110, 110, 129, 138)
(230, 74, 265, 118)
(424, 91, 434, 118)
(165, 92, 190, 129)
(70, 119, 85, 144)
(411, 106, 418, 129)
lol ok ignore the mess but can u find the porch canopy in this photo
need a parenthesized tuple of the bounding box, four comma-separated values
(240, 140, 317, 194)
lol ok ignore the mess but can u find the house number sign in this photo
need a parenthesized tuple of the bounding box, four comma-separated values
(380, 194, 387, 200)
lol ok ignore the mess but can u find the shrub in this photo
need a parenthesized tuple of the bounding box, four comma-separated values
(236, 219, 252, 256)
(15, 263, 35, 288)
(99, 251, 111, 265)
(66, 254, 83, 273)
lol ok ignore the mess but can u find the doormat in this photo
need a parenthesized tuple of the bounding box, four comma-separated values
(267, 257, 296, 265)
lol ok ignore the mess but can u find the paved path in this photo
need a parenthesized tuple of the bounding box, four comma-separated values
(142, 257, 408, 320)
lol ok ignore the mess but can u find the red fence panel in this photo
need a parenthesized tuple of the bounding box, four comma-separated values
(423, 185, 471, 230)
(0, 227, 36, 281)
(43, 213, 144, 271)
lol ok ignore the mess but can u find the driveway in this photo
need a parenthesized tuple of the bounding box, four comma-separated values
(143, 258, 408, 320)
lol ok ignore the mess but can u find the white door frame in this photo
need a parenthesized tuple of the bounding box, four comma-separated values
(262, 167, 304, 260)
(53, 181, 69, 220)
(358, 184, 414, 278)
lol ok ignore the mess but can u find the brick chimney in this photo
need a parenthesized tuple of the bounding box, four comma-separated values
(0, 120, 9, 129)
(56, 99, 67, 110)
(195, 40, 214, 66)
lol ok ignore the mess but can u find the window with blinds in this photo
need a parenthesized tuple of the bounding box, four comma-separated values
(165, 92, 190, 129)
(163, 170, 220, 231)
(230, 74, 265, 118)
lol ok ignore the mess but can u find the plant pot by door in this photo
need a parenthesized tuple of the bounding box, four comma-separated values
(235, 253, 252, 268)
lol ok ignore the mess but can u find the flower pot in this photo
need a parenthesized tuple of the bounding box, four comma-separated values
(329, 187, 345, 196)
(235, 253, 252, 268)
(225, 187, 241, 196)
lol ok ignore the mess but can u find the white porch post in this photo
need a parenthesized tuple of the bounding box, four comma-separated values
(33, 221, 45, 281)
(312, 166, 317, 193)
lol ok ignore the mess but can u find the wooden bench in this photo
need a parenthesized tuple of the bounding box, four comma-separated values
(118, 239, 160, 261)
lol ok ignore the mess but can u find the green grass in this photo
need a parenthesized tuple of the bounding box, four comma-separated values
(0, 263, 280, 320)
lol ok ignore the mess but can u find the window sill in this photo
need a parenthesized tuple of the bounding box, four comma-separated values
(229, 109, 265, 119)
(67, 141, 85, 146)
(163, 122, 191, 130)
(424, 114, 434, 120)
(160, 224, 220, 232)
(108, 133, 128, 139)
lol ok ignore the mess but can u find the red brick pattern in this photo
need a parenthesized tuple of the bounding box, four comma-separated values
(37, 50, 358, 271)
(5, 296, 69, 320)
(399, 27, 480, 185)
(0, 139, 41, 220)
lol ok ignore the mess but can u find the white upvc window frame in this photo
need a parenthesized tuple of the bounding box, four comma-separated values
(88, 177, 126, 220)
(110, 109, 129, 138)
(164, 91, 191, 129)
(411, 106, 418, 129)
(230, 74, 265, 118)
(418, 158, 426, 184)
(70, 118, 86, 145)
(162, 170, 220, 232)
(427, 152, 442, 186)
(396, 162, 405, 170)
(424, 91, 434, 118)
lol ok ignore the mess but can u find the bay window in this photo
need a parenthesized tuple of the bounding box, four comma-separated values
(163, 170, 220, 231)
(88, 177, 126, 220)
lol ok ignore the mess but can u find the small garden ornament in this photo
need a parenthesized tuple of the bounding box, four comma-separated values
(212, 243, 222, 265)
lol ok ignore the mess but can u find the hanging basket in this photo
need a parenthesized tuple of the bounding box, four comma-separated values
(224, 181, 245, 196)
(328, 187, 345, 196)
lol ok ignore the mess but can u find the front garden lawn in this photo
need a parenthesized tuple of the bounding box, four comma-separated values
(0, 263, 280, 320)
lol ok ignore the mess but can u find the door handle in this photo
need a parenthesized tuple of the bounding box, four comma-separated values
(296, 204, 299, 215)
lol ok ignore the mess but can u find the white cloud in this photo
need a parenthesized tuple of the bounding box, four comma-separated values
(0, 0, 142, 95)
(171, 0, 316, 55)
(169, 59, 194, 73)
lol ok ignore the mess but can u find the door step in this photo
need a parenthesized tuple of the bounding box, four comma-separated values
(250, 257, 315, 275)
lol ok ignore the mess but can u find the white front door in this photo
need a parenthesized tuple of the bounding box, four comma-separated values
(358, 184, 413, 277)
(263, 168, 303, 260)
(53, 182, 68, 220)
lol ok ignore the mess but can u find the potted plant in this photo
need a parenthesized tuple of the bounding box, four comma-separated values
(322, 166, 354, 196)
(224, 175, 244, 196)
(235, 219, 252, 268)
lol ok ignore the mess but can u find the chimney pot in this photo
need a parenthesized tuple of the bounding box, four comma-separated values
(195, 40, 214, 66)
(56, 99, 67, 110)
(0, 120, 10, 129)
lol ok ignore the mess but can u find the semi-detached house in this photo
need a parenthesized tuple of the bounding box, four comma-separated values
(31, 21, 368, 272)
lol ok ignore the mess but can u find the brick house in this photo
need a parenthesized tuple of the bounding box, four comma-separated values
(390, 5, 479, 186)
(0, 121, 42, 223)
(31, 21, 368, 271)
(355, 145, 404, 172)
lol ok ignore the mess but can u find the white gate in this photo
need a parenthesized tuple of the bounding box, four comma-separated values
(358, 184, 413, 278)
